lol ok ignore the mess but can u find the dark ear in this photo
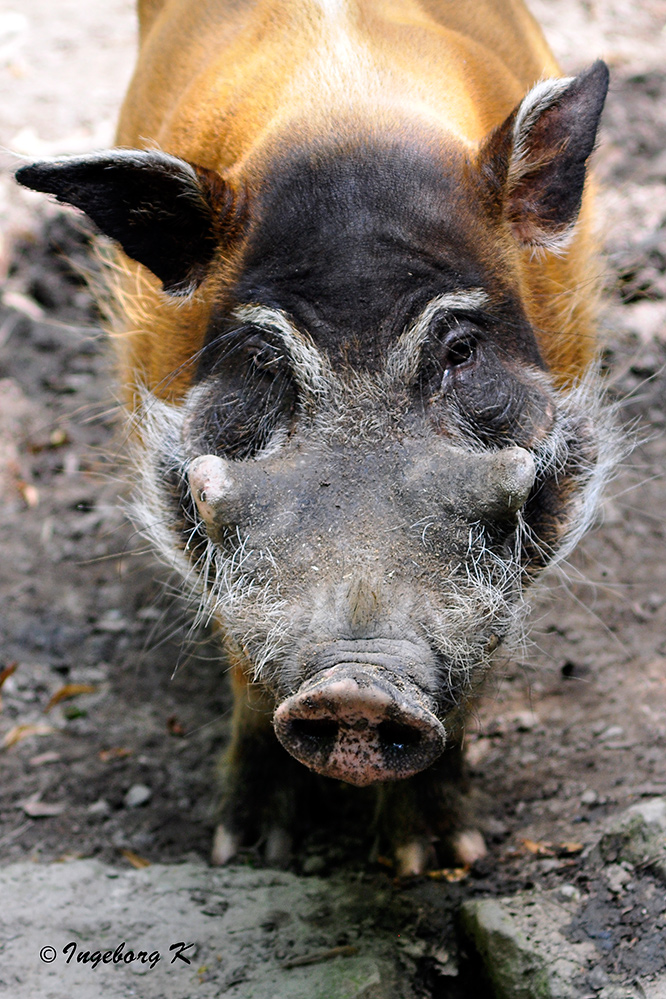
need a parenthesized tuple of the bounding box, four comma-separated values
(478, 61, 609, 249)
(15, 149, 246, 295)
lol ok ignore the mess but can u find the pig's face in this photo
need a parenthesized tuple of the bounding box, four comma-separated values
(135, 262, 614, 784)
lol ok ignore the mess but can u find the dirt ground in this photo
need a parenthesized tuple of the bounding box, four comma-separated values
(1, 1, 665, 994)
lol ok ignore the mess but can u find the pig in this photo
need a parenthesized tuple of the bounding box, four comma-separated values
(16, 0, 620, 875)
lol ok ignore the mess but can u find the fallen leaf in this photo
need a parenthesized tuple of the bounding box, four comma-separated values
(120, 848, 151, 869)
(3, 722, 55, 748)
(427, 866, 470, 882)
(521, 838, 556, 857)
(99, 746, 132, 762)
(45, 684, 96, 713)
(515, 838, 584, 859)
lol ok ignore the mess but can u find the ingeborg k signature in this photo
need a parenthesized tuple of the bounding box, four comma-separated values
(39, 940, 195, 970)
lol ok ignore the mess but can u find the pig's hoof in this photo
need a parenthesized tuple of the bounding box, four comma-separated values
(394, 839, 437, 877)
(390, 828, 486, 876)
(210, 822, 292, 867)
(373, 742, 487, 874)
(210, 823, 241, 866)
(449, 828, 487, 866)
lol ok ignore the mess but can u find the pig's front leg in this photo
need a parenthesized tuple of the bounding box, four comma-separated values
(373, 743, 487, 877)
(211, 661, 311, 867)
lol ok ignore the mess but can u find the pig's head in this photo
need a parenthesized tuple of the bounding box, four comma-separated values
(157, 305, 613, 786)
(16, 63, 620, 785)
(182, 387, 539, 785)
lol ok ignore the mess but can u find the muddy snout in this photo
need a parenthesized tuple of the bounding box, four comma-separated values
(273, 667, 446, 786)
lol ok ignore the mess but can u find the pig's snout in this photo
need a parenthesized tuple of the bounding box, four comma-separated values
(273, 670, 446, 785)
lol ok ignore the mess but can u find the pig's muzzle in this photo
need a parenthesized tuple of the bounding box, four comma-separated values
(273, 666, 447, 785)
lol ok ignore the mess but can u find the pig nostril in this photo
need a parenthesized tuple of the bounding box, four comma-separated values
(289, 718, 338, 751)
(274, 680, 447, 782)
(377, 720, 422, 753)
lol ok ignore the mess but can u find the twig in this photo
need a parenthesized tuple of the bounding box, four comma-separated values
(280, 945, 358, 969)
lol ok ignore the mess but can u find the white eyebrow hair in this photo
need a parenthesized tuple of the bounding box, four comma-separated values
(233, 303, 333, 399)
(384, 289, 490, 386)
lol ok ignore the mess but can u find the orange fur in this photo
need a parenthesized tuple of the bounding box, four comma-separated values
(111, 0, 600, 402)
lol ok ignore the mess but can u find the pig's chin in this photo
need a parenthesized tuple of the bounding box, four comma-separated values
(272, 662, 447, 784)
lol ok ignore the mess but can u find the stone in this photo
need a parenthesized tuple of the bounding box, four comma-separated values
(643, 975, 666, 999)
(588, 965, 610, 990)
(597, 798, 666, 882)
(0, 860, 416, 999)
(461, 894, 596, 999)
(123, 783, 152, 808)
(559, 885, 580, 901)
(86, 798, 111, 817)
(604, 863, 633, 895)
(461, 898, 550, 998)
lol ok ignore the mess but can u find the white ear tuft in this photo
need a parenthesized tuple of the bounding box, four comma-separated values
(509, 76, 574, 185)
(478, 61, 609, 250)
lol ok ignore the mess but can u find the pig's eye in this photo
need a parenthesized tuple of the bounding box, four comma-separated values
(419, 321, 480, 396)
(189, 325, 297, 460)
(443, 331, 477, 369)
(437, 325, 479, 383)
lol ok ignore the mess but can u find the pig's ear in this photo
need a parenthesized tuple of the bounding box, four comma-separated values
(15, 149, 245, 296)
(478, 61, 609, 249)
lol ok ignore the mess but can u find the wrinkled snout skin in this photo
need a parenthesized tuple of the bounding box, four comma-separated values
(15, 0, 619, 873)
